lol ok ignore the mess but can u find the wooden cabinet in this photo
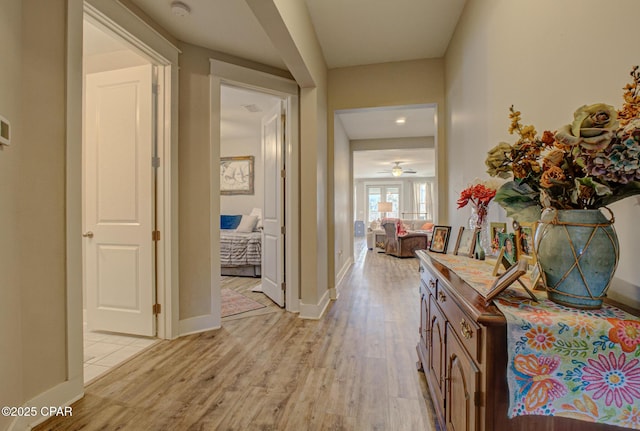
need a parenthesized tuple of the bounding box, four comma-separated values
(415, 250, 626, 431)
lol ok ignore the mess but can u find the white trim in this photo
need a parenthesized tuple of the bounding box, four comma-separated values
(9, 377, 83, 431)
(210, 60, 301, 320)
(333, 256, 353, 299)
(299, 289, 332, 320)
(179, 315, 221, 337)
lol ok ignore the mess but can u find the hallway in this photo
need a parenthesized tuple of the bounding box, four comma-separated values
(37, 244, 438, 430)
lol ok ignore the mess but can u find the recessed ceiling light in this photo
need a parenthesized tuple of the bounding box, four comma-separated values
(395, 117, 406, 124)
(170, 1, 191, 17)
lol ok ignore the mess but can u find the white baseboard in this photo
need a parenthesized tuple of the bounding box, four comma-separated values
(10, 376, 83, 431)
(299, 288, 331, 320)
(178, 314, 221, 336)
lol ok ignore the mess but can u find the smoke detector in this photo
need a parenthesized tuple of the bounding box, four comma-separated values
(170, 1, 191, 17)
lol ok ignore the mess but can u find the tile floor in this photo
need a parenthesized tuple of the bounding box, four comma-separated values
(83, 326, 158, 384)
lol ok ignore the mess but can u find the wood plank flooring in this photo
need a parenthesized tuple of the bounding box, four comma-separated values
(36, 241, 439, 430)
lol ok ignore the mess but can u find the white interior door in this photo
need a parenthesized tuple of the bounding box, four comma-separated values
(84, 64, 155, 336)
(262, 100, 285, 307)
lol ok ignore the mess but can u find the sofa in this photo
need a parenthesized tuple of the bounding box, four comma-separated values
(380, 218, 431, 257)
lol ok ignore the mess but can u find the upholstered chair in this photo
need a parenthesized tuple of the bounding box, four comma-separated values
(381, 218, 429, 258)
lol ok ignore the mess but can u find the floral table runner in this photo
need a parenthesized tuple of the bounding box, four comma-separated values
(495, 294, 640, 429)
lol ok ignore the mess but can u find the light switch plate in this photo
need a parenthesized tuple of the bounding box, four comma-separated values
(0, 115, 11, 146)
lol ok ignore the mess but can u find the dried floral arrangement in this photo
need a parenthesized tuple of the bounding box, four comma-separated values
(485, 66, 640, 222)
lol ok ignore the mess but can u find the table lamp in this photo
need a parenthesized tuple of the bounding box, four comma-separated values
(378, 202, 393, 219)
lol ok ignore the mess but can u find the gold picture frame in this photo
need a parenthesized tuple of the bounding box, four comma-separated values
(485, 258, 528, 301)
(516, 221, 537, 265)
(453, 226, 477, 257)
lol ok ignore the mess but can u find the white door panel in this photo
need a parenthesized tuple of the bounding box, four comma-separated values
(85, 64, 155, 336)
(262, 101, 285, 307)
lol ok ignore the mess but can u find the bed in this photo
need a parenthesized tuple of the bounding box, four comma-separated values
(220, 213, 262, 277)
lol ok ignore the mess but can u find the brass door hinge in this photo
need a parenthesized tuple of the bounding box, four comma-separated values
(281, 282, 286, 291)
(152, 230, 161, 241)
(153, 303, 161, 315)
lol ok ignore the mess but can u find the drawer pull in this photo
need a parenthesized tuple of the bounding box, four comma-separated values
(438, 290, 446, 302)
(460, 319, 473, 339)
(429, 279, 436, 289)
(419, 265, 425, 273)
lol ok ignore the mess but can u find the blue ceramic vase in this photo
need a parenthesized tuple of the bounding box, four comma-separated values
(534, 208, 619, 309)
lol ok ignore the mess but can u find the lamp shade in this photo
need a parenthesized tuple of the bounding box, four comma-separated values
(377, 202, 393, 212)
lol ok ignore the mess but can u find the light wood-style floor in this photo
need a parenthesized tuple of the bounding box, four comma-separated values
(36, 240, 439, 430)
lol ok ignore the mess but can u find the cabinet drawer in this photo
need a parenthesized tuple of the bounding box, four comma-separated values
(419, 263, 438, 297)
(435, 286, 481, 363)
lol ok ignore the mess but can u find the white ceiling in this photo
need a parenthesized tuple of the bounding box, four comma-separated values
(338, 105, 435, 140)
(129, 0, 466, 69)
(221, 85, 281, 141)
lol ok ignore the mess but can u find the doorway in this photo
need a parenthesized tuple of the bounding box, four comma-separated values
(334, 104, 437, 261)
(211, 60, 300, 317)
(81, 12, 167, 383)
(219, 84, 284, 313)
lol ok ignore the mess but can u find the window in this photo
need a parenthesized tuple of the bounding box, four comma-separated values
(367, 185, 401, 221)
(414, 182, 434, 221)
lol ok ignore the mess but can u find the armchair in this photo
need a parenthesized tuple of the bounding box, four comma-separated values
(381, 218, 430, 258)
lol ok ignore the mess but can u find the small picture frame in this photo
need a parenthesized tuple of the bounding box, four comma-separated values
(429, 225, 451, 253)
(492, 246, 514, 276)
(485, 258, 528, 301)
(516, 222, 537, 265)
(498, 232, 517, 265)
(490, 222, 507, 255)
(453, 227, 476, 257)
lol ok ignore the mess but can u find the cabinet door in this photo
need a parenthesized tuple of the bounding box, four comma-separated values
(428, 296, 447, 421)
(446, 323, 480, 431)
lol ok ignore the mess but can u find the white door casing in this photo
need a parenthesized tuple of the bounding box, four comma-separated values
(261, 100, 285, 307)
(84, 64, 155, 336)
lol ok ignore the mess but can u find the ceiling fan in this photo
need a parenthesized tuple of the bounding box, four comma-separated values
(377, 161, 417, 177)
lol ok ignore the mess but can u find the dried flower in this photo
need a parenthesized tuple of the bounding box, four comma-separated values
(484, 66, 640, 222)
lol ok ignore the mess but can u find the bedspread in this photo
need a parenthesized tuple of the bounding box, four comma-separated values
(220, 230, 261, 267)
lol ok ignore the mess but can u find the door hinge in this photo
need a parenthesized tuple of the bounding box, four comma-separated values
(152, 83, 159, 95)
(152, 230, 161, 241)
(281, 226, 286, 235)
(152, 156, 160, 168)
(153, 303, 161, 315)
(474, 391, 482, 407)
(281, 282, 286, 291)
(281, 169, 286, 178)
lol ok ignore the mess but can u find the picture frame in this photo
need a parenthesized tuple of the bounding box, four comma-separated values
(429, 225, 451, 253)
(485, 258, 529, 301)
(490, 222, 507, 255)
(516, 221, 537, 265)
(220, 156, 254, 195)
(453, 226, 476, 257)
(497, 232, 517, 265)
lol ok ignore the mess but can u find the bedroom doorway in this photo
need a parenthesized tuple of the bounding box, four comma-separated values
(220, 84, 284, 309)
(212, 60, 300, 319)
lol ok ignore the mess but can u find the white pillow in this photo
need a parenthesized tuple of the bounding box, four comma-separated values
(250, 208, 263, 230)
(236, 215, 258, 233)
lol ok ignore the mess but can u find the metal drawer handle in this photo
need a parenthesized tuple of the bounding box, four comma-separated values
(82, 231, 94, 238)
(438, 290, 446, 302)
(460, 319, 473, 339)
(419, 265, 425, 273)
(429, 279, 436, 289)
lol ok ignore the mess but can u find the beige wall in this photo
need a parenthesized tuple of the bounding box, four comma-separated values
(178, 42, 217, 319)
(445, 0, 640, 307)
(328, 59, 446, 288)
(0, 1, 25, 428)
(333, 116, 352, 284)
(0, 1, 69, 428)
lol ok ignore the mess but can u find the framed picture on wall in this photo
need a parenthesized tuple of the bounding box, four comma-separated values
(220, 156, 254, 195)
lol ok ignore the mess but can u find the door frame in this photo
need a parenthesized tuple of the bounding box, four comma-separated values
(66, 0, 179, 394)
(210, 60, 300, 314)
